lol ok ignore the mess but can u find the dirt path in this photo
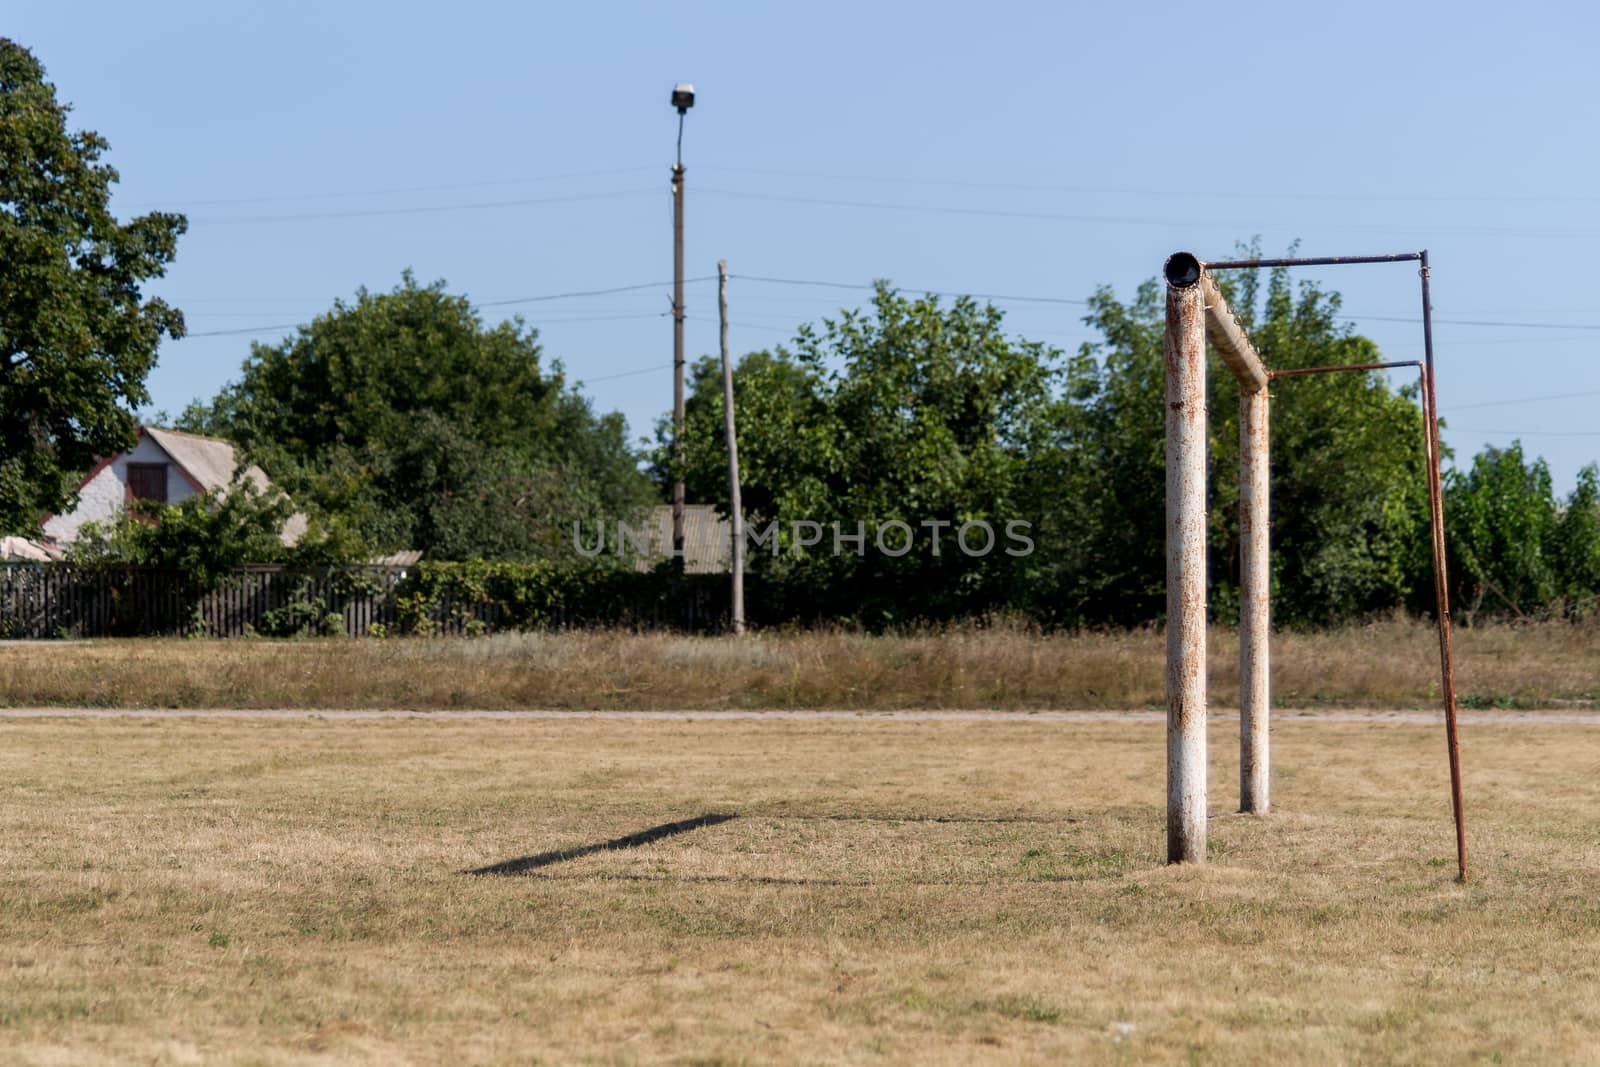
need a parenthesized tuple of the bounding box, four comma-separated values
(3, 706, 1599, 724)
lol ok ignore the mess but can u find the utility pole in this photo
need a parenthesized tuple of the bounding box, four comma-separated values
(718, 260, 745, 633)
(670, 83, 695, 568)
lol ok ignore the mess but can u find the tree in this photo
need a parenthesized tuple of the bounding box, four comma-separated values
(667, 252, 1436, 629)
(181, 273, 652, 560)
(0, 39, 186, 533)
(70, 482, 285, 578)
(1446, 442, 1560, 621)
(664, 286, 1061, 625)
(1031, 250, 1432, 626)
(1548, 464, 1600, 616)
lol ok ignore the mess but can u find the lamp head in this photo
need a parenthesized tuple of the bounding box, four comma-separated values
(671, 82, 695, 114)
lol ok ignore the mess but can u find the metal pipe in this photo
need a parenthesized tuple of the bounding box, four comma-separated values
(1198, 249, 1466, 878)
(671, 162, 687, 567)
(1419, 250, 1468, 882)
(1205, 253, 1423, 269)
(718, 260, 745, 635)
(1200, 272, 1268, 393)
(1268, 360, 1422, 379)
(1239, 385, 1269, 814)
(1163, 252, 1208, 864)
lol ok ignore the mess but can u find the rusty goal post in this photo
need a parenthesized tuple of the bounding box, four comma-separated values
(1161, 250, 1466, 880)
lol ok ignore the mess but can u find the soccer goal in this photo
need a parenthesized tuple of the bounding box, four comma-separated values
(1161, 251, 1466, 880)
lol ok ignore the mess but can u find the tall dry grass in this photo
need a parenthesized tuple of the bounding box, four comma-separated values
(2, 616, 1597, 710)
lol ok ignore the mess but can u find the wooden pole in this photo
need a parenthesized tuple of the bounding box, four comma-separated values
(718, 260, 745, 634)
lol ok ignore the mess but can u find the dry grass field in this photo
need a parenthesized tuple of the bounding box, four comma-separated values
(3, 616, 1599, 711)
(2, 713, 1597, 1064)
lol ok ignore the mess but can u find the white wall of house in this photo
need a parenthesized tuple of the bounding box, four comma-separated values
(42, 435, 198, 543)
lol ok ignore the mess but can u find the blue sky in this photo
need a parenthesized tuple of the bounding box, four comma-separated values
(11, 1, 1600, 489)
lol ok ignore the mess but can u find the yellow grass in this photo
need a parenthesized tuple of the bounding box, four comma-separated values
(3, 617, 1599, 710)
(1, 714, 1597, 1063)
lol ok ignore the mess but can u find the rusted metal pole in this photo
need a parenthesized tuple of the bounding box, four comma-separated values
(718, 260, 745, 635)
(1203, 249, 1466, 875)
(1239, 383, 1270, 814)
(1206, 253, 1423, 270)
(1201, 267, 1271, 815)
(1268, 360, 1422, 380)
(1164, 252, 1208, 864)
(671, 161, 687, 568)
(1419, 250, 1468, 882)
(1200, 272, 1268, 393)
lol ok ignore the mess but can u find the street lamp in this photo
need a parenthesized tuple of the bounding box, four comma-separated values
(670, 83, 694, 566)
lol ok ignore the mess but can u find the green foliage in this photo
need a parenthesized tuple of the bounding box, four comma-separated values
(663, 285, 1058, 625)
(1446, 445, 1600, 620)
(1549, 465, 1600, 615)
(180, 273, 652, 560)
(390, 559, 684, 635)
(67, 483, 294, 598)
(666, 259, 1441, 628)
(1030, 247, 1431, 626)
(257, 598, 345, 639)
(251, 568, 384, 638)
(64, 482, 316, 634)
(0, 39, 186, 532)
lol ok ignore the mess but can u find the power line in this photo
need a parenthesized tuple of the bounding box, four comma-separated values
(190, 188, 657, 226)
(173, 270, 1600, 343)
(127, 162, 1600, 211)
(685, 313, 1093, 345)
(125, 166, 657, 209)
(1363, 314, 1600, 332)
(736, 272, 1600, 333)
(732, 274, 1088, 306)
(179, 303, 664, 320)
(185, 308, 676, 339)
(186, 322, 303, 338)
(149, 276, 1600, 331)
(697, 186, 1600, 241)
(1451, 427, 1600, 438)
(479, 278, 713, 308)
(684, 315, 790, 334)
(178, 280, 721, 338)
(504, 311, 669, 325)
(1420, 336, 1598, 347)
(1451, 388, 1600, 411)
(169, 278, 715, 307)
(698, 164, 1600, 206)
(578, 364, 671, 384)
(184, 304, 682, 320)
(702, 187, 1190, 229)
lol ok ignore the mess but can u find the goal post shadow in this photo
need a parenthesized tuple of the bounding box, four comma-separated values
(1161, 251, 1467, 880)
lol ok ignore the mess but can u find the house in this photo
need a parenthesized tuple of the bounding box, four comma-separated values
(635, 504, 732, 574)
(42, 426, 308, 547)
(0, 536, 63, 562)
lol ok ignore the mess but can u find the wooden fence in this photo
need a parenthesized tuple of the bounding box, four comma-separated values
(0, 564, 728, 638)
(0, 564, 402, 638)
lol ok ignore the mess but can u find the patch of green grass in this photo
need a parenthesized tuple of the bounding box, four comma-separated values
(989, 996, 1061, 1023)
(1018, 845, 1129, 881)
